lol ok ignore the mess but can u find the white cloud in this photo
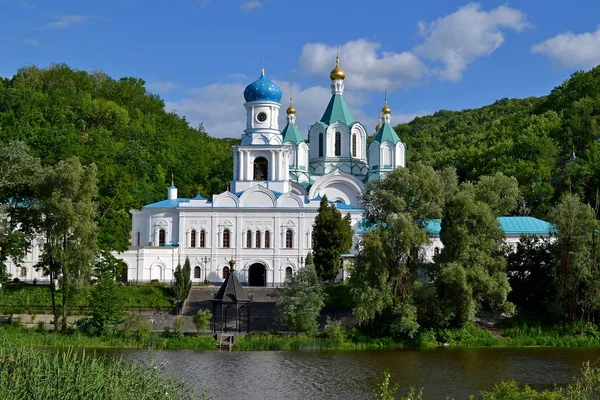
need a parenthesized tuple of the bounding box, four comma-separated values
(41, 15, 87, 30)
(532, 26, 600, 69)
(414, 3, 529, 81)
(22, 38, 44, 48)
(240, 1, 262, 12)
(147, 81, 180, 94)
(227, 72, 250, 81)
(298, 39, 426, 91)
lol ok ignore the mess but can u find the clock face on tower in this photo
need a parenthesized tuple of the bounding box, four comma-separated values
(256, 112, 268, 123)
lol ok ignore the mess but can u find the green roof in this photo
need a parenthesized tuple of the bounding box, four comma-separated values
(320, 94, 355, 125)
(373, 123, 402, 145)
(281, 122, 304, 144)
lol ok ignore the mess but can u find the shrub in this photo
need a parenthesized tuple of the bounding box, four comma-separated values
(321, 317, 345, 342)
(173, 316, 185, 339)
(193, 309, 212, 334)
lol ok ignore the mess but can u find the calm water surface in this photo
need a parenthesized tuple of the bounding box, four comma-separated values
(104, 347, 600, 399)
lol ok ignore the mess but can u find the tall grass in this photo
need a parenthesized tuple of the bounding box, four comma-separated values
(235, 332, 404, 351)
(0, 347, 201, 399)
(0, 325, 217, 350)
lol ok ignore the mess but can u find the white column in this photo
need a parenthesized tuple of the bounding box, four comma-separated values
(269, 151, 275, 181)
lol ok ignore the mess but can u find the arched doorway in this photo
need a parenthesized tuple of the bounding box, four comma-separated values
(248, 263, 266, 287)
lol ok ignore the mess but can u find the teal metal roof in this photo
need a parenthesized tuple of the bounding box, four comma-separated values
(424, 217, 551, 236)
(373, 123, 402, 145)
(320, 94, 355, 125)
(281, 122, 304, 144)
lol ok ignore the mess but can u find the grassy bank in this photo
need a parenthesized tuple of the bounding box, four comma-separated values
(0, 347, 202, 400)
(0, 282, 175, 312)
(0, 325, 217, 350)
(2, 318, 600, 352)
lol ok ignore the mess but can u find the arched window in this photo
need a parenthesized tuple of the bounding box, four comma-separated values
(158, 229, 166, 246)
(246, 230, 252, 248)
(311, 232, 316, 249)
(285, 229, 293, 249)
(264, 231, 270, 248)
(253, 157, 268, 181)
(434, 247, 440, 257)
(222, 229, 230, 248)
(194, 266, 201, 279)
(285, 266, 293, 279)
(318, 133, 323, 157)
(200, 230, 206, 248)
(335, 132, 341, 156)
(19, 267, 26, 277)
(137, 231, 141, 246)
(190, 229, 197, 248)
(255, 230, 261, 249)
(352, 133, 357, 157)
(222, 266, 230, 280)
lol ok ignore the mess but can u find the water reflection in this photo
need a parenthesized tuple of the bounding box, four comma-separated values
(102, 347, 600, 400)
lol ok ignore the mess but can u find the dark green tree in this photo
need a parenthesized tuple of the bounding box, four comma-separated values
(312, 196, 353, 282)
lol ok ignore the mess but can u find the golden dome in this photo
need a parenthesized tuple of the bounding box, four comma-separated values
(375, 116, 382, 132)
(330, 55, 346, 80)
(381, 100, 391, 115)
(286, 98, 296, 115)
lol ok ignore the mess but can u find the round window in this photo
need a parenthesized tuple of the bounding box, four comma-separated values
(256, 112, 268, 122)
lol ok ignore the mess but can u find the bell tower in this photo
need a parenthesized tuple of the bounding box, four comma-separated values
(231, 67, 290, 193)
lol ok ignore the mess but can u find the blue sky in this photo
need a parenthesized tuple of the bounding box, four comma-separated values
(1, 0, 600, 138)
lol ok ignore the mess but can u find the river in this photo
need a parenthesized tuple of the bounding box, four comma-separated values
(105, 347, 600, 399)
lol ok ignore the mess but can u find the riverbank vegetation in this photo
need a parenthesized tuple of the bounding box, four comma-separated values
(0, 347, 202, 400)
(0, 324, 217, 350)
(380, 362, 600, 399)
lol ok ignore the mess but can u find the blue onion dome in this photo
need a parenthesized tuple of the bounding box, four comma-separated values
(243, 70, 282, 103)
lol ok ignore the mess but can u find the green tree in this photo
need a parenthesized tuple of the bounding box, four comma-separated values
(506, 235, 556, 314)
(87, 251, 126, 335)
(35, 158, 98, 331)
(550, 193, 598, 327)
(312, 196, 353, 282)
(350, 164, 448, 337)
(436, 174, 519, 326)
(276, 253, 324, 335)
(0, 141, 42, 282)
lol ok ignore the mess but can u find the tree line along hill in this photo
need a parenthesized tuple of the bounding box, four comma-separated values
(1, 64, 599, 253)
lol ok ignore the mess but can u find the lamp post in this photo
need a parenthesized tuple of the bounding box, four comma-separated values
(202, 256, 210, 284)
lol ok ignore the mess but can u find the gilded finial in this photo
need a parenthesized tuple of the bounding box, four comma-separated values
(171, 172, 174, 186)
(381, 89, 391, 115)
(330, 45, 346, 80)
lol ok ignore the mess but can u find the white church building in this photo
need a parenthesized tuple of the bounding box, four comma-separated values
(119, 57, 407, 287)
(6, 57, 552, 286)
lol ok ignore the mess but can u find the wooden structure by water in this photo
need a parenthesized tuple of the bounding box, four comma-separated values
(211, 259, 251, 334)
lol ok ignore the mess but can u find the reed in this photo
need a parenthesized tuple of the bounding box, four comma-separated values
(0, 347, 200, 400)
(235, 333, 404, 351)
